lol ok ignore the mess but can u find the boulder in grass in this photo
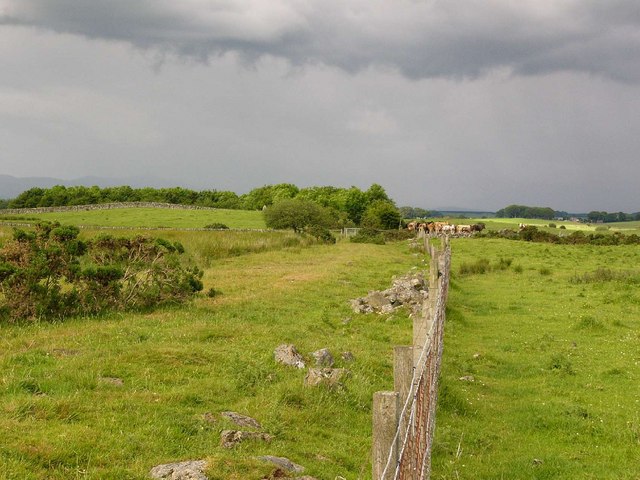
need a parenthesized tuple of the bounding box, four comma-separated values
(257, 456, 305, 474)
(311, 348, 334, 367)
(304, 368, 350, 388)
(220, 430, 273, 448)
(220, 411, 262, 430)
(274, 344, 306, 369)
(150, 460, 208, 480)
(341, 351, 355, 363)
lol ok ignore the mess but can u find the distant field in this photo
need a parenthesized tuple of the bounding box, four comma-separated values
(462, 217, 640, 234)
(0, 207, 266, 229)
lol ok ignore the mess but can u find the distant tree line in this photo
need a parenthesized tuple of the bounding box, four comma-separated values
(398, 206, 443, 219)
(495, 204, 557, 220)
(3, 183, 401, 228)
(495, 204, 640, 223)
(586, 211, 640, 223)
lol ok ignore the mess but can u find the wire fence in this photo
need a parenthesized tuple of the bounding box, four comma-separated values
(373, 239, 451, 480)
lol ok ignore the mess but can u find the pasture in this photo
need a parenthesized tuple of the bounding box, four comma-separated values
(0, 236, 421, 479)
(433, 238, 640, 479)
(0, 216, 639, 479)
(0, 206, 266, 230)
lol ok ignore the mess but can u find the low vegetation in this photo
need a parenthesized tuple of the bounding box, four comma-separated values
(0, 223, 203, 322)
(0, 235, 420, 479)
(1, 206, 639, 479)
(433, 238, 640, 479)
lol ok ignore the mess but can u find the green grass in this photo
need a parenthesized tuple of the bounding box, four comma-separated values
(0, 207, 266, 229)
(0, 238, 423, 479)
(432, 238, 640, 479)
(2, 217, 640, 479)
(0, 225, 314, 268)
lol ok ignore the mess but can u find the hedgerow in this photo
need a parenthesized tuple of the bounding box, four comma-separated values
(481, 226, 640, 246)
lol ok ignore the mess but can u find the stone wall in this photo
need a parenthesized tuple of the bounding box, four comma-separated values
(0, 202, 219, 215)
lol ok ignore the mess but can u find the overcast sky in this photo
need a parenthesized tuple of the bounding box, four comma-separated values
(1, 1, 639, 211)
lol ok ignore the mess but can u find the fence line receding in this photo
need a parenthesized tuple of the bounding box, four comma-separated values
(372, 236, 451, 480)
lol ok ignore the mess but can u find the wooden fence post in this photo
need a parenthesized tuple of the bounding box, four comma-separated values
(394, 346, 414, 459)
(372, 391, 400, 480)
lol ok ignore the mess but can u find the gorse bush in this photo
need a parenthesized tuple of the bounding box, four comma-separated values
(0, 223, 203, 322)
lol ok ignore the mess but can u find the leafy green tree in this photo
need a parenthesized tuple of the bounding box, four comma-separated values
(344, 187, 368, 224)
(361, 200, 402, 229)
(263, 198, 332, 233)
(365, 183, 392, 204)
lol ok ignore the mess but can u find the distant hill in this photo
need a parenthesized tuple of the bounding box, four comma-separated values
(0, 174, 176, 199)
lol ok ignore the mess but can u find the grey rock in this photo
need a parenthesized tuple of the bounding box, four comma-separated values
(312, 348, 334, 367)
(220, 411, 262, 429)
(459, 375, 475, 382)
(380, 304, 395, 315)
(304, 368, 350, 388)
(150, 460, 208, 480)
(220, 430, 273, 448)
(351, 272, 427, 315)
(274, 344, 305, 369)
(341, 351, 355, 362)
(364, 291, 391, 310)
(257, 456, 304, 473)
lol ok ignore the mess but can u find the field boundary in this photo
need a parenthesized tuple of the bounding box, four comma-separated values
(372, 236, 451, 480)
(0, 222, 272, 232)
(0, 201, 221, 215)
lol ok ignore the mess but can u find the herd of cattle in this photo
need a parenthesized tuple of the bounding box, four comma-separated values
(407, 221, 486, 236)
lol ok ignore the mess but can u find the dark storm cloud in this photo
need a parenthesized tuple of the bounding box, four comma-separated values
(2, 0, 640, 82)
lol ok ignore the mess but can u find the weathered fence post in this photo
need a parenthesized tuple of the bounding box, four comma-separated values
(372, 391, 400, 480)
(394, 345, 414, 458)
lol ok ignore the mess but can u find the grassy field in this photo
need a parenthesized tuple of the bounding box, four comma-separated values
(0, 238, 423, 479)
(462, 217, 640, 235)
(0, 207, 266, 229)
(432, 238, 640, 479)
(1, 216, 639, 479)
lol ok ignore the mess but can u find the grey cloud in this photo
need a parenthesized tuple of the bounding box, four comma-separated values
(2, 0, 640, 82)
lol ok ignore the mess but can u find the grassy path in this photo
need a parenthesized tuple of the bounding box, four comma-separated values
(0, 240, 422, 479)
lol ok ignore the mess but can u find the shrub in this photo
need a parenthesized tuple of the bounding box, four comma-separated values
(263, 198, 332, 233)
(559, 225, 566, 230)
(360, 201, 402, 230)
(0, 223, 203, 322)
(350, 228, 385, 245)
(548, 223, 556, 228)
(204, 223, 229, 230)
(305, 225, 336, 244)
(595, 225, 610, 231)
